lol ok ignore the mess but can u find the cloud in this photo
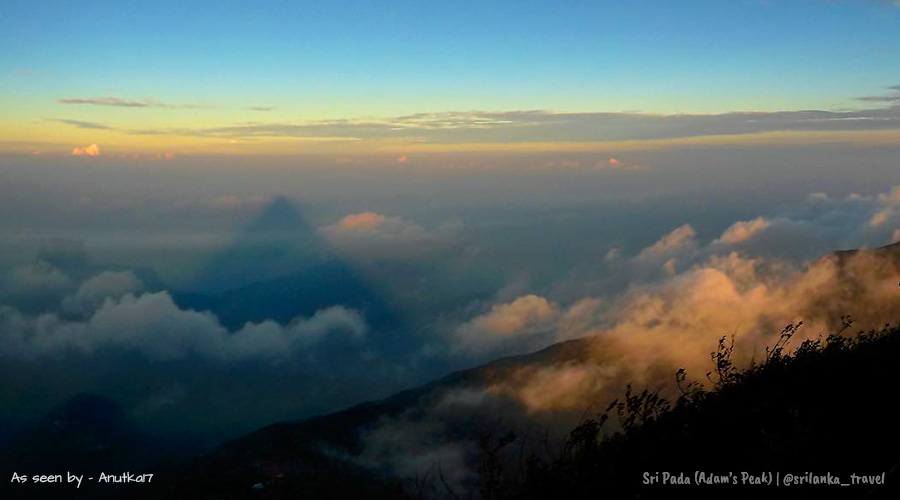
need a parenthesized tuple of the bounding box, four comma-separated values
(635, 224, 699, 274)
(247, 106, 275, 112)
(58, 97, 160, 108)
(3, 262, 72, 299)
(322, 212, 462, 260)
(639, 225, 697, 257)
(453, 295, 606, 357)
(336, 212, 388, 230)
(122, 101, 900, 145)
(484, 245, 900, 413)
(434, 183, 900, 416)
(870, 209, 891, 227)
(594, 157, 646, 171)
(52, 119, 114, 130)
(604, 247, 621, 262)
(356, 183, 900, 478)
(61, 271, 144, 316)
(57, 97, 209, 109)
(857, 85, 900, 105)
(0, 291, 366, 362)
(715, 217, 771, 245)
(455, 295, 560, 353)
(71, 143, 100, 156)
(356, 388, 510, 493)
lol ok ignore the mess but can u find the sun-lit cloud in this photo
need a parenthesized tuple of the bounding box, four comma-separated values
(594, 157, 646, 171)
(484, 243, 900, 413)
(637, 224, 697, 261)
(715, 217, 772, 245)
(336, 212, 388, 230)
(321, 212, 463, 261)
(870, 209, 891, 227)
(71, 143, 100, 156)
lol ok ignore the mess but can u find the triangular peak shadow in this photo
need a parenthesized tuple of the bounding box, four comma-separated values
(177, 197, 397, 331)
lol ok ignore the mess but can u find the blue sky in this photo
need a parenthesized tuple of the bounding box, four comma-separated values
(1, 0, 899, 154)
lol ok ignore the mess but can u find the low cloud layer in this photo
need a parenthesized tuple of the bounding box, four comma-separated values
(452, 185, 900, 414)
(0, 268, 366, 362)
(485, 246, 900, 413)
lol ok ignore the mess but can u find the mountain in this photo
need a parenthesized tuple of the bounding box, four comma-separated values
(123, 338, 603, 499)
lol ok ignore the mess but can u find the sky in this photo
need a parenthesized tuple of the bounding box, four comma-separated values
(1, 0, 899, 156)
(2, 0, 900, 468)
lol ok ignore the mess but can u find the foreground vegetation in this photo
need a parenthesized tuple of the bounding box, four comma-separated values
(479, 319, 900, 499)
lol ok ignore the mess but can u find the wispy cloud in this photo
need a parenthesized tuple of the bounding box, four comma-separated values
(56, 96, 212, 109)
(58, 97, 160, 108)
(247, 106, 275, 112)
(857, 85, 900, 105)
(124, 101, 900, 144)
(51, 119, 114, 130)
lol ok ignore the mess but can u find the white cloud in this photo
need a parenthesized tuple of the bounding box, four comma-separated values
(0, 291, 366, 362)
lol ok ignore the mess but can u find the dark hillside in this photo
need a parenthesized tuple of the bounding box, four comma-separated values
(511, 323, 900, 499)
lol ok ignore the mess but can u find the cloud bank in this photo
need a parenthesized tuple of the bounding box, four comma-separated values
(0, 276, 366, 362)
